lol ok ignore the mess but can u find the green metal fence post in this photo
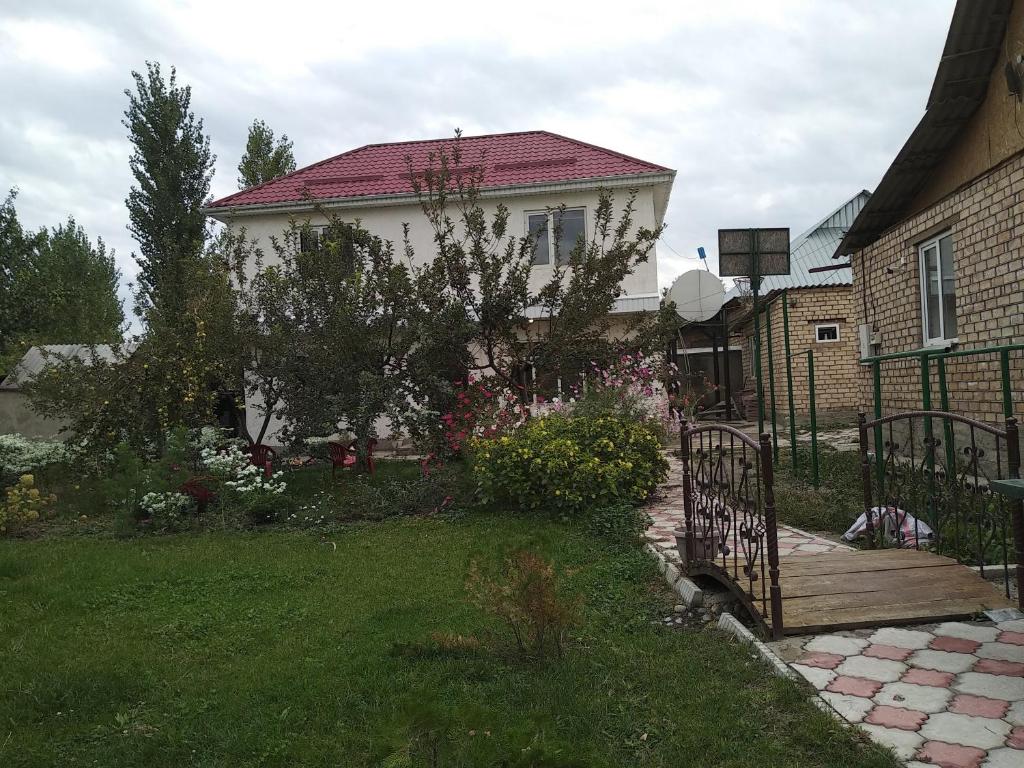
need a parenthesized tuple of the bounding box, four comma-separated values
(807, 350, 819, 487)
(766, 301, 778, 461)
(782, 292, 797, 474)
(872, 359, 883, 487)
(938, 357, 955, 469)
(1001, 348, 1013, 421)
(921, 353, 937, 528)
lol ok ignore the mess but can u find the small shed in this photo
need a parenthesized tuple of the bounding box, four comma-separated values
(0, 344, 131, 438)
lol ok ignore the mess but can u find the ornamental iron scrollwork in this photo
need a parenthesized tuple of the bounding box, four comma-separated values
(681, 424, 783, 638)
(859, 411, 1022, 605)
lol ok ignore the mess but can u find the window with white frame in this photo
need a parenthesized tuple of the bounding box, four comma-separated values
(300, 225, 356, 273)
(527, 208, 585, 266)
(918, 231, 957, 344)
(815, 323, 840, 343)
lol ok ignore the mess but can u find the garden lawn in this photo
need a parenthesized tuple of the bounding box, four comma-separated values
(0, 515, 898, 767)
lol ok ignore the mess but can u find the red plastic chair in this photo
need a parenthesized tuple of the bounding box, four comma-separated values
(328, 441, 357, 477)
(180, 476, 216, 512)
(328, 438, 377, 476)
(248, 444, 276, 478)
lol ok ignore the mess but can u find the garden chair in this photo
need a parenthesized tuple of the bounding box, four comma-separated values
(248, 443, 276, 478)
(180, 476, 216, 513)
(328, 438, 377, 477)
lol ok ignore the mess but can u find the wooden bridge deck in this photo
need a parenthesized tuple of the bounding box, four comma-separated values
(767, 548, 1015, 636)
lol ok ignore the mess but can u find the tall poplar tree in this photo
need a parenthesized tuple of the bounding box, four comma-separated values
(123, 61, 214, 319)
(237, 119, 296, 189)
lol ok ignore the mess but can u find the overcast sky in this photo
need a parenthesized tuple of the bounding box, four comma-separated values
(1, 0, 956, 315)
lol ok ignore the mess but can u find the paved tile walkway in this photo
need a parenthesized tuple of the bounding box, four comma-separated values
(788, 622, 1024, 767)
(644, 453, 851, 563)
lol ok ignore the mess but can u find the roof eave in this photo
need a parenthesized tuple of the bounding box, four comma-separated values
(203, 171, 676, 219)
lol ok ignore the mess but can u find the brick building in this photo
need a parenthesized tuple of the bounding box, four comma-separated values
(838, 0, 1024, 426)
(725, 191, 870, 420)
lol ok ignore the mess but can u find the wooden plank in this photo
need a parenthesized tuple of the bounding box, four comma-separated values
(780, 549, 956, 566)
(778, 556, 956, 578)
(781, 549, 957, 565)
(778, 565, 982, 598)
(778, 581, 1006, 614)
(781, 595, 1014, 635)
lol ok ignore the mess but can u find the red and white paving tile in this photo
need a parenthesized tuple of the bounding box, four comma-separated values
(787, 620, 1024, 767)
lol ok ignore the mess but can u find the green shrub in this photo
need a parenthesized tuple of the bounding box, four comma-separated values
(471, 415, 667, 517)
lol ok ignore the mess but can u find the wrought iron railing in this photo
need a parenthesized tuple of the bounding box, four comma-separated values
(858, 410, 1024, 607)
(680, 423, 783, 638)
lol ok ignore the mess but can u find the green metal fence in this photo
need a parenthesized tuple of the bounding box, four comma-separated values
(861, 343, 1024, 487)
(753, 289, 821, 487)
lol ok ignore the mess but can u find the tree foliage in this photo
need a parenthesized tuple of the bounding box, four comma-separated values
(27, 252, 242, 455)
(412, 134, 671, 394)
(222, 216, 461, 458)
(0, 189, 124, 374)
(123, 61, 214, 318)
(237, 119, 296, 190)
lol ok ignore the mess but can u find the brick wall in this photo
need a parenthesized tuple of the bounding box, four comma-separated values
(738, 285, 861, 417)
(851, 150, 1024, 426)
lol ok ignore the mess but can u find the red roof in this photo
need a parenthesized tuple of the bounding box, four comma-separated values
(207, 130, 672, 210)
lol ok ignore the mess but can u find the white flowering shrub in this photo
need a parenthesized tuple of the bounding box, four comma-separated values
(199, 443, 252, 480)
(199, 442, 287, 525)
(139, 491, 194, 531)
(224, 464, 287, 496)
(0, 434, 68, 479)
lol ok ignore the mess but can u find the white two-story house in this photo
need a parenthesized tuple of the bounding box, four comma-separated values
(205, 130, 675, 443)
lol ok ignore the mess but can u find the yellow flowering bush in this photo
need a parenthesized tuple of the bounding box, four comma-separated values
(471, 415, 668, 517)
(1, 474, 57, 535)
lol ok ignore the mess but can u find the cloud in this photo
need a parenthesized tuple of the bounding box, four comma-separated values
(0, 0, 957, 322)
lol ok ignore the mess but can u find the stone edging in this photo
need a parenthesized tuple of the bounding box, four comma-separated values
(715, 613, 797, 681)
(645, 543, 703, 608)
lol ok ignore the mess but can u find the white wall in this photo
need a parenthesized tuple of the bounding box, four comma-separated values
(218, 185, 662, 298)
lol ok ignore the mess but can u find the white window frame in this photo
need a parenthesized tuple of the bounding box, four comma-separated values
(814, 323, 841, 343)
(918, 230, 958, 346)
(525, 207, 586, 267)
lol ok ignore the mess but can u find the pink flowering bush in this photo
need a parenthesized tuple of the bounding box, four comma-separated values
(439, 376, 529, 457)
(568, 352, 678, 437)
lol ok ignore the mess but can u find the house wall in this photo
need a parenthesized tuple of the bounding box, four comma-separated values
(213, 184, 665, 445)
(851, 150, 1024, 425)
(0, 391, 66, 439)
(910, 0, 1024, 213)
(216, 186, 662, 300)
(740, 285, 861, 419)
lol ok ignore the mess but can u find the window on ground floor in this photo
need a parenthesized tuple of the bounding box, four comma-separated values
(815, 323, 840, 343)
(918, 231, 957, 345)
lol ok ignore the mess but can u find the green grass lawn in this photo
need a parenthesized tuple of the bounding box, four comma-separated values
(0, 514, 898, 768)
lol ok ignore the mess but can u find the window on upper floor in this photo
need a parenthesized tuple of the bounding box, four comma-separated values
(527, 208, 586, 266)
(300, 225, 356, 273)
(918, 231, 957, 345)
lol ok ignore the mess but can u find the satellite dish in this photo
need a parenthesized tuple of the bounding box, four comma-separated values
(667, 269, 725, 322)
